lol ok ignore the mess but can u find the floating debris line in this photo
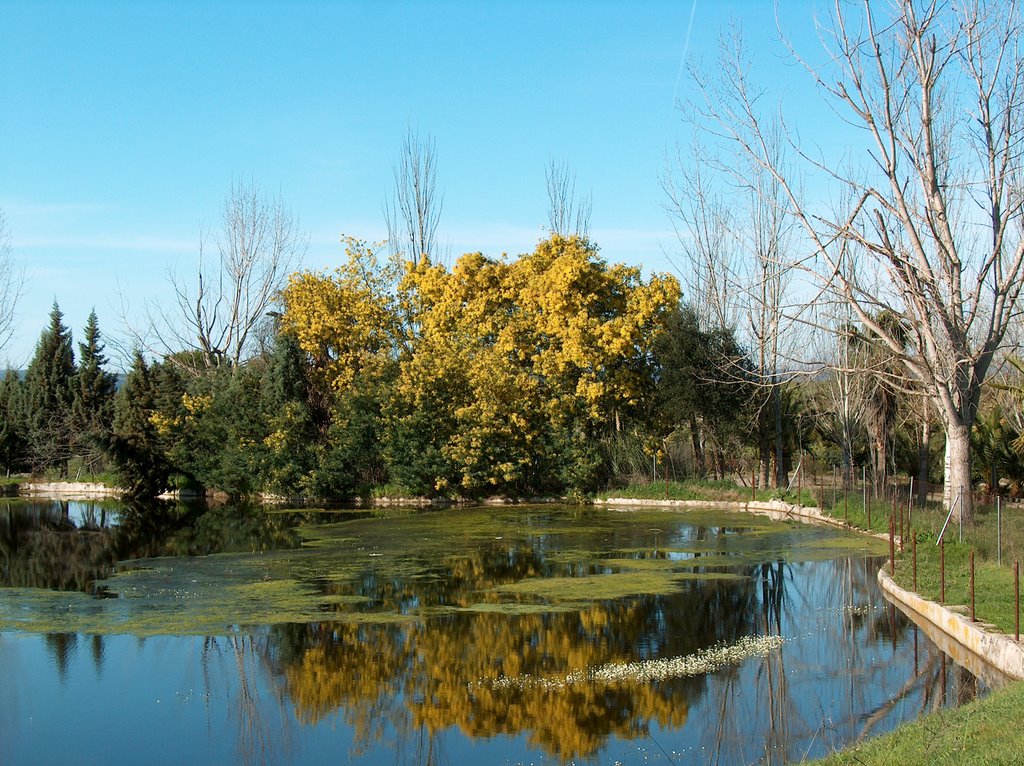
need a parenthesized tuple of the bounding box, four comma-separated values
(474, 634, 786, 692)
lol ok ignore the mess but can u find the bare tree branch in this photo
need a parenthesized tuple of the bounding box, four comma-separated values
(687, 0, 1024, 519)
(545, 159, 592, 239)
(142, 181, 307, 372)
(384, 128, 446, 266)
(0, 209, 24, 356)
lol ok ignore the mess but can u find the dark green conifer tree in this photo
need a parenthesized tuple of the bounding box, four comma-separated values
(110, 351, 169, 497)
(23, 302, 77, 475)
(0, 370, 26, 476)
(72, 310, 117, 468)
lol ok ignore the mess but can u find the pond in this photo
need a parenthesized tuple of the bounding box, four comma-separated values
(0, 498, 1004, 765)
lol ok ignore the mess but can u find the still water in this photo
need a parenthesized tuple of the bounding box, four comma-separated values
(0, 499, 1001, 765)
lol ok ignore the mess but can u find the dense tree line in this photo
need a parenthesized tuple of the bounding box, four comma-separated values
(0, 304, 117, 478)
(10, 232, 1024, 503)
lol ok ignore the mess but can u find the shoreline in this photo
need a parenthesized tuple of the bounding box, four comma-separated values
(16, 480, 121, 499)
(595, 495, 1023, 681)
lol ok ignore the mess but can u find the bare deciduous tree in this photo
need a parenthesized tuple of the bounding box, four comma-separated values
(0, 210, 23, 354)
(692, 1, 1024, 521)
(545, 159, 592, 239)
(667, 122, 802, 489)
(384, 128, 445, 266)
(663, 141, 738, 331)
(148, 181, 307, 371)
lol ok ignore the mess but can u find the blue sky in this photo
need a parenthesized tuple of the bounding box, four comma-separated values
(0, 0, 827, 368)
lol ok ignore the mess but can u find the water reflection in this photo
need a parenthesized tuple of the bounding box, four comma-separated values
(0, 498, 311, 592)
(0, 505, 1003, 766)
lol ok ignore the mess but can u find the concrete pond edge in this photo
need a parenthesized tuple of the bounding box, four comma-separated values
(17, 481, 121, 498)
(595, 495, 1024, 682)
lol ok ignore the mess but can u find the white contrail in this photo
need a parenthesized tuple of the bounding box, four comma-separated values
(671, 0, 699, 110)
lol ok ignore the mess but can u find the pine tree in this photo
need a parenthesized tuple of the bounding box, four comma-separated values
(23, 302, 77, 475)
(72, 310, 117, 466)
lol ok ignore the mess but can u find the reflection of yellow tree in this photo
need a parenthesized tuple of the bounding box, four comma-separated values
(283, 606, 693, 761)
(273, 516, 770, 761)
(273, 517, 770, 761)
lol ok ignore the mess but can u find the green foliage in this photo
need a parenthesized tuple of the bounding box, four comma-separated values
(0, 370, 25, 475)
(109, 352, 173, 497)
(160, 365, 267, 498)
(22, 302, 77, 475)
(971, 406, 1024, 493)
(652, 304, 755, 480)
(71, 310, 117, 469)
(306, 378, 386, 498)
(260, 333, 318, 496)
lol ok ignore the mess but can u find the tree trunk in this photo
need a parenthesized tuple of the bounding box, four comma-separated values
(690, 415, 705, 477)
(917, 413, 930, 506)
(758, 408, 771, 490)
(944, 421, 974, 524)
(773, 385, 786, 489)
(873, 432, 887, 500)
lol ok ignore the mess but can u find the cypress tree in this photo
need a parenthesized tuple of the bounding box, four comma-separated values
(23, 302, 77, 475)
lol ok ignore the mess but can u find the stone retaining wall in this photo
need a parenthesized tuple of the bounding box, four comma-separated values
(878, 568, 1024, 681)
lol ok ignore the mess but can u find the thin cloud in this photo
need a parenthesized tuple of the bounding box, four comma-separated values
(0, 200, 119, 218)
(16, 234, 193, 253)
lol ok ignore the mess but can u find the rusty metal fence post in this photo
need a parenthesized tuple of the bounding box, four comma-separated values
(912, 535, 917, 592)
(940, 539, 945, 604)
(889, 516, 896, 575)
(970, 549, 975, 622)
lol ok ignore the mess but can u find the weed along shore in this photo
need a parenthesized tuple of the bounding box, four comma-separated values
(595, 493, 1024, 764)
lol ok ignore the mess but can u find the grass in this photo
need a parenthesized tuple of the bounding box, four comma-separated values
(806, 677, 1024, 764)
(31, 468, 121, 487)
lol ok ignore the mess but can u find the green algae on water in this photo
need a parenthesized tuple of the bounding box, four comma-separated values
(0, 503, 886, 637)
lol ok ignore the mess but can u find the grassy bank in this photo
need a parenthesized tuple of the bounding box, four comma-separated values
(806, 678, 1024, 764)
(817, 490, 1024, 636)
